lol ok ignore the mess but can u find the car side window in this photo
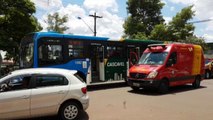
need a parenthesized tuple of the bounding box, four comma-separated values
(35, 75, 68, 88)
(0, 75, 31, 92)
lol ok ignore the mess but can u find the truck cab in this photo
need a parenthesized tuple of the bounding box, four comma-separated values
(128, 44, 205, 93)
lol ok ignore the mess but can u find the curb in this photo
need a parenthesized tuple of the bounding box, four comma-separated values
(87, 81, 128, 91)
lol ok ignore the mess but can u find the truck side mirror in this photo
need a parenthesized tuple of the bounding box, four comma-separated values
(166, 59, 173, 67)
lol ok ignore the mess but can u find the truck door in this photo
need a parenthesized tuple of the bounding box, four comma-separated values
(165, 52, 179, 86)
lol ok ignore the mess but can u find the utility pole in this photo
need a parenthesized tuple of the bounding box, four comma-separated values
(89, 12, 103, 36)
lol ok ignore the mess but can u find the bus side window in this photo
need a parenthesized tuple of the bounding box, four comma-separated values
(106, 46, 123, 58)
(68, 41, 84, 59)
(38, 44, 63, 66)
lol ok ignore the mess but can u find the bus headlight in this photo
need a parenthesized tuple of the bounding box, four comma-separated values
(147, 71, 158, 78)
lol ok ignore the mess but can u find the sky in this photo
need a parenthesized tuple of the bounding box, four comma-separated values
(31, 0, 213, 42)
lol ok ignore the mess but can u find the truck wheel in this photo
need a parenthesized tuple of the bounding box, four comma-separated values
(193, 77, 201, 88)
(158, 80, 169, 94)
(59, 102, 80, 120)
(205, 70, 211, 79)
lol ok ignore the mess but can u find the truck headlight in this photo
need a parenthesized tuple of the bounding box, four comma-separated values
(147, 71, 158, 78)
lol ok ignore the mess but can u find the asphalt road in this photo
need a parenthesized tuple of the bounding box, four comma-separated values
(30, 79, 213, 120)
(85, 79, 213, 120)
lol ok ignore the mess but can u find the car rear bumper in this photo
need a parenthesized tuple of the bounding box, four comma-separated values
(80, 95, 89, 110)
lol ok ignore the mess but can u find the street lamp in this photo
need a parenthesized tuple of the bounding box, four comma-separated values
(77, 16, 94, 36)
(78, 12, 103, 36)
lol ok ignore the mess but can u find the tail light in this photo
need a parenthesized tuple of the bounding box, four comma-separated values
(81, 87, 87, 94)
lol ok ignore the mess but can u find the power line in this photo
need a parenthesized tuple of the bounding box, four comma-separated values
(188, 19, 213, 24)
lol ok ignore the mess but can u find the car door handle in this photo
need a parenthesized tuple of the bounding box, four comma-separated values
(21, 95, 30, 99)
(57, 90, 66, 94)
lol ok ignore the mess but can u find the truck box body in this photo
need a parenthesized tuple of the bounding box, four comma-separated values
(128, 43, 205, 92)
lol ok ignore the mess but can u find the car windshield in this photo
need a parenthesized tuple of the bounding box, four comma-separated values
(138, 52, 168, 65)
(20, 34, 34, 68)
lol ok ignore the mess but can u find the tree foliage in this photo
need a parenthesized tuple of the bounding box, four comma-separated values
(185, 36, 208, 51)
(167, 5, 195, 42)
(150, 6, 195, 42)
(123, 0, 165, 38)
(0, 0, 42, 61)
(124, 3, 207, 48)
(149, 23, 168, 41)
(46, 12, 69, 33)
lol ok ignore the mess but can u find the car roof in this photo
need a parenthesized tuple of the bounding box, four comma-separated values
(10, 68, 77, 76)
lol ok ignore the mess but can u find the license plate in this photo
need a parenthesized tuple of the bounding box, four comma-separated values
(133, 82, 140, 87)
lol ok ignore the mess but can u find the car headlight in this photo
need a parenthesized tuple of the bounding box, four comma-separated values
(147, 71, 158, 78)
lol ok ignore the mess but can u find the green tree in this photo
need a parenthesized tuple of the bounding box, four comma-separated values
(149, 23, 168, 41)
(123, 0, 164, 39)
(167, 5, 195, 42)
(150, 6, 196, 42)
(46, 12, 69, 33)
(0, 0, 42, 61)
(185, 36, 208, 51)
(132, 32, 148, 40)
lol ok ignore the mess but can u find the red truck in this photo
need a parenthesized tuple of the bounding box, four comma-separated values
(128, 44, 205, 93)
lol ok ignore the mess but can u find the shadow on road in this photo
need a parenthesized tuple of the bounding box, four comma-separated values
(88, 82, 127, 91)
(128, 85, 207, 96)
(20, 110, 89, 120)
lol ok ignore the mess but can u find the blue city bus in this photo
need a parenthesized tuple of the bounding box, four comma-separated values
(20, 32, 162, 84)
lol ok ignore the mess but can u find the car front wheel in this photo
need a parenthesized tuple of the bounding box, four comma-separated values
(60, 102, 80, 120)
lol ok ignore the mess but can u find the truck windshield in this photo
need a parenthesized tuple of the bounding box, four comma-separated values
(20, 34, 34, 68)
(138, 52, 168, 65)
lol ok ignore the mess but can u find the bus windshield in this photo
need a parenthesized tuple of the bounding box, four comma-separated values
(138, 52, 168, 65)
(20, 35, 34, 68)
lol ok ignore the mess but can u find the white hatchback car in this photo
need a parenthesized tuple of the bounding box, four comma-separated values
(0, 68, 89, 120)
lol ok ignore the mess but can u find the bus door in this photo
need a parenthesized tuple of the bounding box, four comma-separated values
(127, 46, 140, 68)
(90, 44, 104, 83)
